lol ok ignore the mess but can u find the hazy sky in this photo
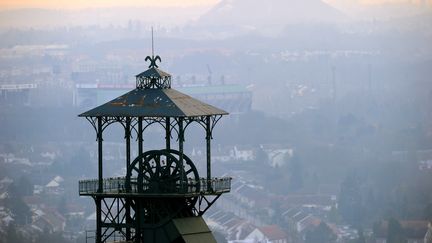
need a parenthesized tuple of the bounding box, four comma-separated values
(0, 0, 430, 10)
(0, 0, 217, 9)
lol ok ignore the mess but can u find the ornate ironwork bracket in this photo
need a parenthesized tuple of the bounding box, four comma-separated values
(85, 116, 128, 141)
(85, 115, 223, 142)
(195, 194, 222, 216)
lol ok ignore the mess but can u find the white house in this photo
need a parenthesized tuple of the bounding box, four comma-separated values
(245, 225, 288, 243)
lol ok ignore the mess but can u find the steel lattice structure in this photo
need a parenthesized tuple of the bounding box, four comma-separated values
(78, 54, 231, 243)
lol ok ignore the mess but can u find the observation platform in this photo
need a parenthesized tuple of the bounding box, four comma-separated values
(79, 177, 231, 197)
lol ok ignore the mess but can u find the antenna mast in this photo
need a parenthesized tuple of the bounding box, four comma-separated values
(151, 27, 154, 57)
(144, 27, 161, 69)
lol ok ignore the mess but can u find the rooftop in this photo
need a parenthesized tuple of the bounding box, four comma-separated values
(79, 88, 228, 117)
(257, 225, 288, 240)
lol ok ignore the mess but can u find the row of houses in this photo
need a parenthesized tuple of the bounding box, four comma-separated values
(193, 143, 295, 167)
(212, 175, 343, 242)
(0, 175, 69, 231)
(206, 209, 288, 243)
(0, 149, 90, 242)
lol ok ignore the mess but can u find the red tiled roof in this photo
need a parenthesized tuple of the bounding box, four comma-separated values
(258, 225, 287, 240)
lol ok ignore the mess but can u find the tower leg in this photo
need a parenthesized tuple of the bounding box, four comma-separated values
(135, 200, 141, 243)
(126, 198, 131, 241)
(95, 197, 102, 243)
(206, 116, 212, 191)
(125, 118, 132, 241)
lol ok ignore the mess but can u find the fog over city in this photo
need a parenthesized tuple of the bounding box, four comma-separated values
(0, 0, 431, 242)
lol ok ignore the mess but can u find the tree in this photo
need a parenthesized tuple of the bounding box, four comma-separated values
(17, 176, 33, 197)
(328, 205, 341, 224)
(425, 203, 432, 222)
(356, 227, 366, 243)
(425, 223, 432, 243)
(5, 223, 24, 243)
(51, 147, 93, 177)
(338, 174, 364, 226)
(254, 145, 268, 165)
(287, 154, 303, 192)
(386, 218, 407, 243)
(34, 227, 71, 243)
(6, 184, 32, 225)
(305, 222, 336, 243)
(57, 196, 67, 215)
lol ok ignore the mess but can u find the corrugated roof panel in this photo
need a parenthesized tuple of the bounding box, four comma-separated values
(172, 217, 217, 243)
(172, 217, 211, 235)
(182, 233, 216, 243)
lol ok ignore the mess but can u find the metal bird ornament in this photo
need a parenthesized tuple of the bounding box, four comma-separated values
(145, 55, 161, 68)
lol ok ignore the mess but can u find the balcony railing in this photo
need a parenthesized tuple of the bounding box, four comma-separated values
(79, 177, 231, 195)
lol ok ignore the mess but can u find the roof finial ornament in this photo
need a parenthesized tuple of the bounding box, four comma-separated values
(145, 27, 161, 69)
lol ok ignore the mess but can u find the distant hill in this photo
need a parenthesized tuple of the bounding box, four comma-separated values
(197, 0, 345, 28)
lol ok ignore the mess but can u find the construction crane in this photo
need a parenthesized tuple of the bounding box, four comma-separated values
(207, 64, 212, 85)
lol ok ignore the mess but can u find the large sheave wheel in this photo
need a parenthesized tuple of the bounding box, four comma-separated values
(126, 149, 200, 227)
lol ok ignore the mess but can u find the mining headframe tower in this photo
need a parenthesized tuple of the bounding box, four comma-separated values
(78, 49, 231, 242)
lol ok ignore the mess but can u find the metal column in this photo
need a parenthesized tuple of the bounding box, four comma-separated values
(96, 117, 103, 243)
(97, 117, 103, 193)
(178, 117, 184, 191)
(165, 117, 171, 150)
(95, 197, 102, 243)
(125, 117, 131, 241)
(138, 117, 143, 191)
(206, 116, 212, 191)
(136, 117, 143, 242)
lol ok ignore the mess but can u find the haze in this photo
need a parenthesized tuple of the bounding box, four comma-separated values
(0, 0, 431, 243)
(1, 0, 432, 9)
